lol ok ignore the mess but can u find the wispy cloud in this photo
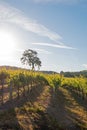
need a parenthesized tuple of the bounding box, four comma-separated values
(15, 48, 51, 54)
(33, 0, 82, 4)
(82, 64, 87, 69)
(0, 3, 75, 49)
(32, 42, 76, 49)
(30, 48, 51, 54)
(0, 3, 62, 43)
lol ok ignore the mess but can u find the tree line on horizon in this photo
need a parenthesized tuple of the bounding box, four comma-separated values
(60, 70, 87, 78)
(0, 48, 87, 77)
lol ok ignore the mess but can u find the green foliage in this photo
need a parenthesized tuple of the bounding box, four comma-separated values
(62, 76, 87, 93)
(0, 69, 9, 85)
(0, 68, 87, 98)
(60, 70, 87, 77)
(46, 74, 62, 92)
(21, 49, 41, 70)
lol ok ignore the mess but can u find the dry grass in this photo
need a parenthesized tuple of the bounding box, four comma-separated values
(0, 85, 87, 130)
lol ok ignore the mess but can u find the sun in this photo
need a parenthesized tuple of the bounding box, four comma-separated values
(0, 30, 16, 57)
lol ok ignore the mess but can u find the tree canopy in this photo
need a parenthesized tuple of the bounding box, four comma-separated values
(21, 49, 41, 70)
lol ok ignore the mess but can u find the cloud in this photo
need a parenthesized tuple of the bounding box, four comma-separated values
(33, 0, 81, 4)
(32, 42, 76, 49)
(15, 48, 51, 54)
(0, 3, 62, 43)
(30, 48, 51, 54)
(0, 3, 75, 49)
(82, 64, 87, 69)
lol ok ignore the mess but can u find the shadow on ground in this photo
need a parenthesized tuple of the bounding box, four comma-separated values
(0, 84, 45, 130)
(0, 85, 87, 130)
(46, 87, 87, 130)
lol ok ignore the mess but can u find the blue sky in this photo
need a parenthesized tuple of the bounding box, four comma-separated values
(0, 0, 87, 72)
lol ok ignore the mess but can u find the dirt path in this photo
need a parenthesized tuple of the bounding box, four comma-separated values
(0, 85, 87, 130)
(22, 85, 87, 129)
(47, 87, 87, 129)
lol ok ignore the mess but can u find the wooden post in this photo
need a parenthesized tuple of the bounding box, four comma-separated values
(1, 83, 4, 105)
(9, 82, 13, 101)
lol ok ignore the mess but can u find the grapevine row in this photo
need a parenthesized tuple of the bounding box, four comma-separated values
(0, 68, 87, 105)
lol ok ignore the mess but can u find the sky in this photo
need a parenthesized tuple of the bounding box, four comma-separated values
(0, 0, 87, 72)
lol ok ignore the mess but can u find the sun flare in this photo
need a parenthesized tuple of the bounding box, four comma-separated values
(0, 30, 16, 57)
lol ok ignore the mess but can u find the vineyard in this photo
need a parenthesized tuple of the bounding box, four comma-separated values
(0, 68, 87, 130)
(0, 69, 48, 105)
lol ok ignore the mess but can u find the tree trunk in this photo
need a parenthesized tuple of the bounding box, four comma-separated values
(32, 63, 35, 71)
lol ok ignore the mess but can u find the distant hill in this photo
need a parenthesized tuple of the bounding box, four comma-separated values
(40, 70, 58, 74)
(0, 65, 57, 74)
(0, 65, 87, 77)
(0, 65, 27, 70)
(60, 70, 87, 77)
